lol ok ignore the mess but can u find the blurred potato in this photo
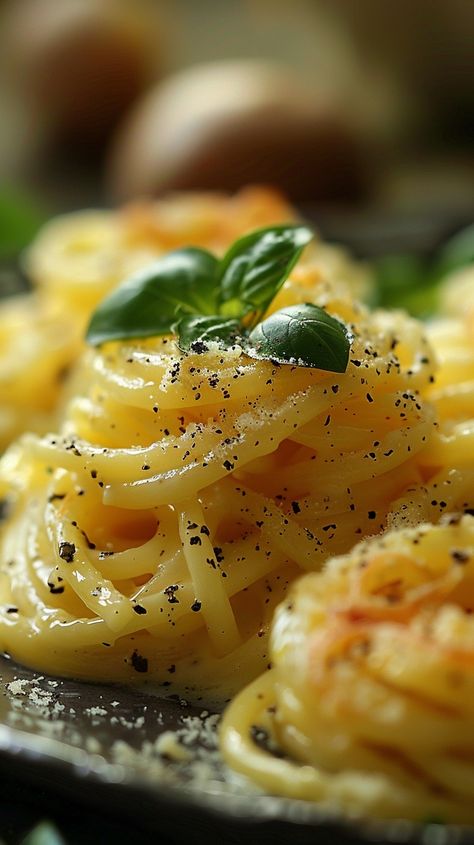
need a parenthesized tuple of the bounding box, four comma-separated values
(2, 0, 164, 148)
(107, 60, 366, 202)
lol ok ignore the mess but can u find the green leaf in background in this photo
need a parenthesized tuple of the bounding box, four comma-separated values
(174, 314, 241, 352)
(86, 247, 219, 346)
(372, 222, 474, 319)
(21, 821, 65, 845)
(436, 222, 474, 278)
(372, 254, 440, 318)
(246, 303, 351, 372)
(217, 224, 313, 324)
(0, 187, 46, 257)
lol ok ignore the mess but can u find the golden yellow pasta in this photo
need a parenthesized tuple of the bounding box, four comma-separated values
(0, 293, 81, 446)
(386, 272, 474, 530)
(3, 198, 474, 825)
(0, 188, 371, 449)
(0, 257, 433, 696)
(26, 188, 297, 312)
(221, 514, 474, 823)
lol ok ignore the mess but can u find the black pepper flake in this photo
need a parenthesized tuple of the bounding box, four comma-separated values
(190, 536, 202, 546)
(190, 340, 209, 354)
(131, 650, 148, 673)
(366, 393, 374, 403)
(331, 385, 339, 394)
(6, 607, 18, 614)
(291, 501, 301, 515)
(47, 582, 65, 594)
(58, 541, 76, 562)
(368, 510, 376, 520)
(133, 604, 147, 615)
(168, 664, 176, 674)
(164, 584, 179, 604)
(223, 460, 234, 471)
(142, 464, 150, 471)
(451, 550, 470, 564)
(191, 600, 202, 612)
(48, 493, 66, 503)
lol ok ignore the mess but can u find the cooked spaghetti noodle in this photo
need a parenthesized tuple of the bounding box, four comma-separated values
(221, 515, 474, 822)
(0, 267, 434, 694)
(386, 275, 474, 530)
(6, 188, 372, 448)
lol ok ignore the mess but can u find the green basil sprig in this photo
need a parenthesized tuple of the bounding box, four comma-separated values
(86, 224, 351, 372)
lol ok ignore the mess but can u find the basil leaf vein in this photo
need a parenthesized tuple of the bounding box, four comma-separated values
(246, 303, 351, 372)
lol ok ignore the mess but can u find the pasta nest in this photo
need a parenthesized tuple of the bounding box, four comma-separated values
(0, 187, 371, 449)
(0, 280, 435, 694)
(221, 514, 474, 822)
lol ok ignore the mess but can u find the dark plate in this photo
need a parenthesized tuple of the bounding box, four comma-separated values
(0, 656, 473, 845)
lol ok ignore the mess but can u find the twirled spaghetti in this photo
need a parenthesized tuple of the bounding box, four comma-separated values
(221, 515, 474, 822)
(6, 188, 371, 448)
(0, 266, 434, 695)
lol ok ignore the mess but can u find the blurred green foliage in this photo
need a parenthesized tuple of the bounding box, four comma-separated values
(0, 187, 46, 258)
(372, 223, 474, 318)
(21, 821, 65, 845)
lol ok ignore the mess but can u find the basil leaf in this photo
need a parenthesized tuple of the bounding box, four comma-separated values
(86, 248, 219, 346)
(217, 224, 313, 324)
(246, 303, 351, 372)
(174, 314, 242, 353)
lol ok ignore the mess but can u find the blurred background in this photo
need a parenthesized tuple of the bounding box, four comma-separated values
(0, 0, 473, 255)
